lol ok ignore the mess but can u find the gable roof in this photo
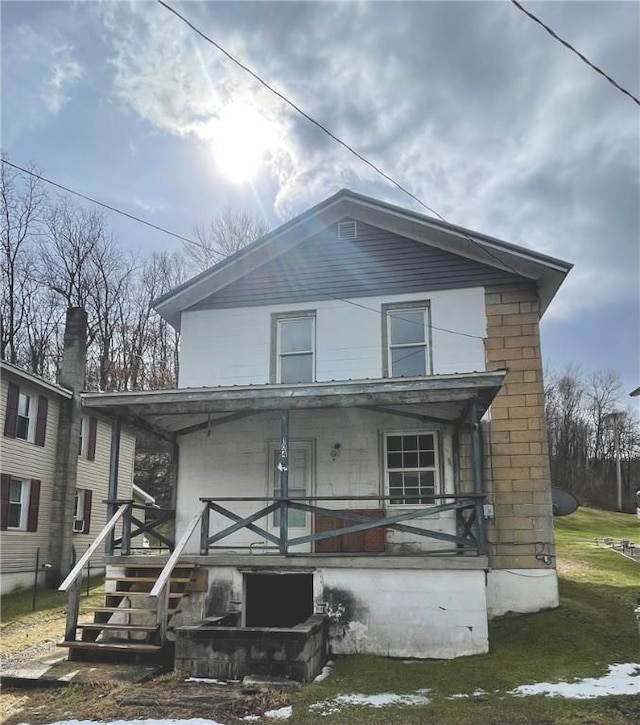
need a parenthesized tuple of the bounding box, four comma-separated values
(154, 189, 572, 330)
(1, 360, 73, 400)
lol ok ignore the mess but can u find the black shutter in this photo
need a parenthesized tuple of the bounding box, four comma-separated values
(35, 396, 48, 447)
(87, 417, 97, 461)
(27, 479, 41, 531)
(0, 474, 10, 530)
(4, 383, 19, 438)
(82, 489, 92, 534)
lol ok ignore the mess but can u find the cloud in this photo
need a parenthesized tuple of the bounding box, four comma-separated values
(45, 44, 84, 114)
(100, 1, 638, 323)
(2, 22, 84, 128)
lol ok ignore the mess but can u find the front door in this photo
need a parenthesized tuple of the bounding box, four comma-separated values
(269, 440, 314, 548)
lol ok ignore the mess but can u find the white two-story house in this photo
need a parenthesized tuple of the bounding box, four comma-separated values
(80, 190, 571, 661)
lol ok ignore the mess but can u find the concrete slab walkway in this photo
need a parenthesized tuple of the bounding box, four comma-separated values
(0, 650, 163, 687)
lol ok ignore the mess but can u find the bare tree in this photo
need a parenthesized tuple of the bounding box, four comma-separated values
(186, 205, 269, 272)
(0, 158, 48, 363)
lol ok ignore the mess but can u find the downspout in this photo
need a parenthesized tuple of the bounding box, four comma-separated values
(471, 398, 487, 556)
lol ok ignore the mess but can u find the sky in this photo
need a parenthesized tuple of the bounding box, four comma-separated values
(2, 1, 639, 401)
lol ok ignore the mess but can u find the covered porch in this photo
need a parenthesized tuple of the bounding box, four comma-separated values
(82, 370, 506, 561)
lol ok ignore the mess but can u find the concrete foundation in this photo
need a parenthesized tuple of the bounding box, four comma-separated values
(175, 613, 328, 682)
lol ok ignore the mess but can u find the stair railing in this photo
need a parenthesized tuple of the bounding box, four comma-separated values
(148, 500, 210, 644)
(58, 503, 130, 642)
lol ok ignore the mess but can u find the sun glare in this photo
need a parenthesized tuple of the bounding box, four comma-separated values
(211, 102, 275, 183)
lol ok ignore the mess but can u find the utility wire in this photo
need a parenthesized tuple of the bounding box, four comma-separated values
(156, 0, 522, 277)
(0, 157, 221, 256)
(0, 157, 488, 342)
(511, 0, 640, 107)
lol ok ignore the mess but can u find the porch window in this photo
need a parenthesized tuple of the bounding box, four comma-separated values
(384, 432, 438, 505)
(272, 311, 315, 384)
(382, 302, 431, 378)
(7, 479, 28, 528)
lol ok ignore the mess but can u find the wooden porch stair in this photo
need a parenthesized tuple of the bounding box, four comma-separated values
(58, 563, 197, 662)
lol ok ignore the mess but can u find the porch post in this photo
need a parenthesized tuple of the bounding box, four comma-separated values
(105, 417, 121, 555)
(470, 399, 487, 556)
(279, 410, 289, 554)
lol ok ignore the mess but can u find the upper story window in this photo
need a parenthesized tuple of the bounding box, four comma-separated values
(3, 382, 48, 446)
(382, 302, 432, 378)
(384, 432, 439, 506)
(78, 416, 97, 460)
(271, 311, 316, 384)
(16, 393, 31, 440)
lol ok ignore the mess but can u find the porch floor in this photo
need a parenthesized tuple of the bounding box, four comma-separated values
(107, 553, 489, 570)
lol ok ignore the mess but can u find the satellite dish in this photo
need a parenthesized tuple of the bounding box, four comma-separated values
(552, 488, 579, 517)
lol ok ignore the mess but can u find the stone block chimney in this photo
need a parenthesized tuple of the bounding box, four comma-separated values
(46, 308, 88, 587)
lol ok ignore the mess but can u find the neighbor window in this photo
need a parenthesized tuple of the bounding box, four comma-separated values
(16, 393, 31, 440)
(272, 312, 315, 384)
(73, 488, 92, 533)
(7, 478, 29, 529)
(382, 302, 431, 378)
(384, 432, 438, 506)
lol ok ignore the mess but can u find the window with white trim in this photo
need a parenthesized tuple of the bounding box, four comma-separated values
(7, 478, 29, 529)
(383, 303, 431, 378)
(274, 313, 315, 384)
(74, 489, 86, 533)
(78, 417, 86, 457)
(384, 432, 438, 506)
(16, 393, 32, 441)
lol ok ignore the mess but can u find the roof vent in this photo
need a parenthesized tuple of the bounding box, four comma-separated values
(338, 220, 358, 240)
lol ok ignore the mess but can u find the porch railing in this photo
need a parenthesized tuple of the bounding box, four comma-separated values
(199, 493, 487, 557)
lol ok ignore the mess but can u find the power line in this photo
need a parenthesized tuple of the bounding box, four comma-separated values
(0, 157, 223, 257)
(511, 0, 640, 107)
(156, 0, 522, 277)
(291, 280, 485, 341)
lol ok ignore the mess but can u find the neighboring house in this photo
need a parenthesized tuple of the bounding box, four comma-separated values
(80, 189, 572, 661)
(0, 319, 136, 594)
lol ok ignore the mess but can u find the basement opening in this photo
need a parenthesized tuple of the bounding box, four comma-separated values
(245, 573, 313, 628)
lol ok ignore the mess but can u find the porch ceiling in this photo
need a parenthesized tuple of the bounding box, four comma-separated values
(82, 371, 507, 436)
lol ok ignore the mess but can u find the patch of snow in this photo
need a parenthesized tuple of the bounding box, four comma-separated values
(509, 663, 640, 700)
(447, 688, 490, 700)
(313, 665, 333, 683)
(309, 692, 430, 715)
(242, 717, 260, 722)
(264, 706, 292, 719)
(184, 678, 227, 685)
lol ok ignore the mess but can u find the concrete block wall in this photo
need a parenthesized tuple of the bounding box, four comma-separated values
(483, 283, 555, 571)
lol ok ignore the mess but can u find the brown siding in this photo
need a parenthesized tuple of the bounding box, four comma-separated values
(191, 221, 523, 310)
(484, 283, 555, 570)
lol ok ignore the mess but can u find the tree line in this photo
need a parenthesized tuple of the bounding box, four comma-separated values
(1, 158, 267, 392)
(545, 367, 640, 512)
(3, 158, 638, 512)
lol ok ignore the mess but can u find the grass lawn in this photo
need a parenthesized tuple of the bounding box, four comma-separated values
(1, 508, 638, 724)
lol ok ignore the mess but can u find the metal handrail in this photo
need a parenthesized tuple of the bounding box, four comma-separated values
(58, 503, 129, 592)
(149, 500, 209, 598)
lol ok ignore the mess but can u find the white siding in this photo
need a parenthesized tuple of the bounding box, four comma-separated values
(176, 408, 457, 554)
(179, 288, 486, 387)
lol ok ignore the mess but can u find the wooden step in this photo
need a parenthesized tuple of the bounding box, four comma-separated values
(57, 640, 162, 654)
(105, 591, 182, 599)
(105, 576, 191, 584)
(77, 623, 159, 633)
(92, 607, 177, 615)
